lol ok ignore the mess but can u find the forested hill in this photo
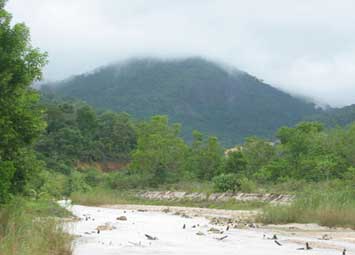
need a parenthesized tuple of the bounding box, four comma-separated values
(307, 104, 355, 127)
(43, 57, 320, 146)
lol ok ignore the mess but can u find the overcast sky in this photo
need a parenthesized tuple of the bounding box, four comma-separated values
(6, 0, 355, 107)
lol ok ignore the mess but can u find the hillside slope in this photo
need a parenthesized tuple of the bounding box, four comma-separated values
(307, 104, 355, 127)
(43, 58, 319, 146)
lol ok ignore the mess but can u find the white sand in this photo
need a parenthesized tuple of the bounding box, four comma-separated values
(61, 203, 355, 255)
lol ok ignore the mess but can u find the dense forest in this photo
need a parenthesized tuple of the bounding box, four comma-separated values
(3, 89, 355, 202)
(42, 58, 321, 146)
(23, 97, 355, 195)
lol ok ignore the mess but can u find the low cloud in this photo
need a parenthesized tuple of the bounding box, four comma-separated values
(7, 0, 355, 106)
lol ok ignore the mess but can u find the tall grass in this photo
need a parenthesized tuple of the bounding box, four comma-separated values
(258, 181, 355, 228)
(0, 198, 73, 255)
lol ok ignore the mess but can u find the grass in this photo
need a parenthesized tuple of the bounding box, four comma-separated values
(71, 188, 266, 210)
(0, 198, 73, 255)
(258, 182, 355, 229)
(72, 180, 355, 229)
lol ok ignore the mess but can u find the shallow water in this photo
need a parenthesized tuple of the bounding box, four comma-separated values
(63, 204, 354, 255)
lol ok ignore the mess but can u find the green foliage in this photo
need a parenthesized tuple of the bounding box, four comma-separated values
(0, 198, 72, 255)
(36, 171, 70, 198)
(107, 171, 150, 190)
(242, 137, 276, 176)
(36, 98, 137, 171)
(0, 161, 15, 203)
(0, 2, 47, 202)
(221, 151, 247, 175)
(213, 173, 241, 192)
(66, 171, 91, 194)
(185, 132, 223, 180)
(259, 181, 355, 228)
(130, 116, 188, 185)
(307, 104, 355, 127)
(45, 58, 320, 146)
(84, 168, 104, 187)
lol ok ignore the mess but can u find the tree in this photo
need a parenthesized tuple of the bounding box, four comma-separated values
(275, 122, 325, 179)
(0, 1, 47, 202)
(222, 151, 247, 175)
(242, 137, 276, 176)
(130, 116, 188, 185)
(96, 111, 136, 161)
(185, 131, 223, 180)
(76, 105, 97, 136)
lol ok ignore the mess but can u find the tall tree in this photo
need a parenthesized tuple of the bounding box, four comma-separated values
(130, 116, 187, 185)
(0, 0, 47, 202)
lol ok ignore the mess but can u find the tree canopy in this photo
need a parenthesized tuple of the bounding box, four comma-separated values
(0, 1, 47, 202)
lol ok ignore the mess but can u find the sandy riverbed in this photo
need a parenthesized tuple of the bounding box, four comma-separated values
(61, 202, 355, 255)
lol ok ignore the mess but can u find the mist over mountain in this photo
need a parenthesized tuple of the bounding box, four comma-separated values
(308, 104, 355, 127)
(43, 57, 325, 146)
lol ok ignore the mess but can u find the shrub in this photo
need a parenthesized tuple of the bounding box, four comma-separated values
(0, 161, 15, 203)
(212, 173, 241, 192)
(107, 171, 151, 190)
(83, 168, 104, 187)
(239, 177, 257, 193)
(66, 171, 91, 195)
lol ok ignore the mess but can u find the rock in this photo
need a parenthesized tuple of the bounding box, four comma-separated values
(248, 223, 257, 228)
(117, 216, 127, 221)
(196, 231, 205, 236)
(208, 227, 223, 234)
(96, 223, 115, 231)
(181, 213, 191, 219)
(137, 191, 294, 205)
(320, 234, 332, 240)
(162, 208, 170, 213)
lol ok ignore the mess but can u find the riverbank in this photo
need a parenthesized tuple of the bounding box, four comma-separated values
(0, 198, 73, 255)
(71, 183, 355, 229)
(63, 203, 355, 255)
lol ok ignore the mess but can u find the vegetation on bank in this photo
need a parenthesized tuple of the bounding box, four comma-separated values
(35, 99, 355, 228)
(0, 198, 72, 255)
(0, 2, 72, 254)
(259, 181, 355, 228)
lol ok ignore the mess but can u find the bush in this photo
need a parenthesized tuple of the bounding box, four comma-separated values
(212, 173, 241, 192)
(66, 171, 91, 194)
(239, 177, 257, 193)
(83, 168, 104, 187)
(0, 161, 15, 203)
(107, 171, 151, 190)
(38, 171, 69, 198)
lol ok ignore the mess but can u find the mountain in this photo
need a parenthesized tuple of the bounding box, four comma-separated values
(42, 57, 320, 146)
(307, 104, 355, 127)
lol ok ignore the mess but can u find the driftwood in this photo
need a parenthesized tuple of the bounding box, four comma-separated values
(128, 241, 145, 247)
(274, 240, 282, 246)
(145, 234, 158, 240)
(297, 242, 312, 250)
(216, 235, 228, 241)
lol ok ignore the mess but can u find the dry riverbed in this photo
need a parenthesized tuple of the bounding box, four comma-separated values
(60, 202, 355, 255)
